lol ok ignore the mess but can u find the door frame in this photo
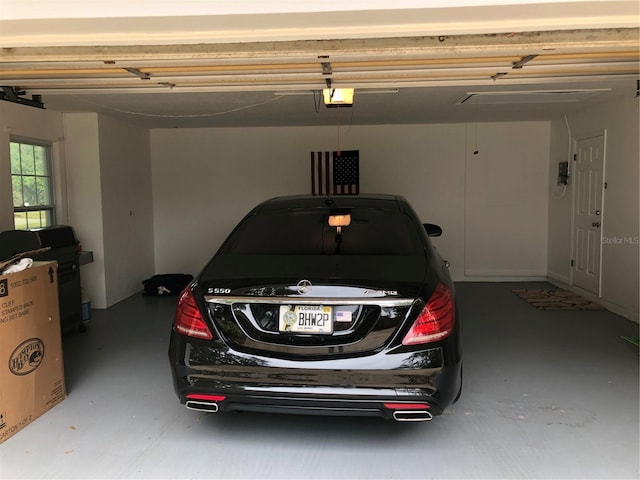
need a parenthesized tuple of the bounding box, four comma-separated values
(569, 129, 607, 297)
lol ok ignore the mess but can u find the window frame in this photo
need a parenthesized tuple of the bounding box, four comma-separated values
(9, 137, 56, 230)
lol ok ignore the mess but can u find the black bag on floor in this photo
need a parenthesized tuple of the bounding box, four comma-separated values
(142, 273, 193, 296)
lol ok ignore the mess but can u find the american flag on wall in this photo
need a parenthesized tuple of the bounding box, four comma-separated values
(310, 150, 359, 195)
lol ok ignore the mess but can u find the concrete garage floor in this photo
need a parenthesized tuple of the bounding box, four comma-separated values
(1, 282, 638, 479)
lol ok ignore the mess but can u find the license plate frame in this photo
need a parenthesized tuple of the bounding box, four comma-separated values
(278, 305, 333, 334)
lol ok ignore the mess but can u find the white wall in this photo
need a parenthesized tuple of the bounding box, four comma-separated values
(64, 113, 155, 308)
(465, 122, 550, 277)
(97, 114, 155, 306)
(150, 122, 550, 281)
(548, 95, 640, 322)
(64, 113, 106, 307)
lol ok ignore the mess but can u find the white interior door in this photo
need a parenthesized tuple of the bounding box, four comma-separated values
(572, 134, 605, 295)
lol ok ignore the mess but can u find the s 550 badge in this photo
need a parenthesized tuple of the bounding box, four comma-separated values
(208, 287, 231, 294)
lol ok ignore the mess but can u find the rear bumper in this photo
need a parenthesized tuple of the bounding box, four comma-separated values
(185, 392, 435, 421)
(169, 332, 462, 419)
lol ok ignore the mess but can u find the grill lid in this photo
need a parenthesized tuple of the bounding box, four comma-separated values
(0, 225, 79, 259)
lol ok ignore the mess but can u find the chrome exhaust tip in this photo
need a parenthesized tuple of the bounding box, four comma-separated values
(185, 400, 219, 413)
(392, 410, 433, 422)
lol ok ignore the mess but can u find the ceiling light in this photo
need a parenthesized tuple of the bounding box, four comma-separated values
(323, 88, 354, 108)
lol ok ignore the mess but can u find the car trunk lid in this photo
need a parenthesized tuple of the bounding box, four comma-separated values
(199, 255, 427, 357)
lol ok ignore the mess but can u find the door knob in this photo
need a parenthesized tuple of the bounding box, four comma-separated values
(595, 210, 600, 216)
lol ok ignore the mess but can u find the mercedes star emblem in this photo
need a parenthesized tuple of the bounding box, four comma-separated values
(296, 279, 313, 295)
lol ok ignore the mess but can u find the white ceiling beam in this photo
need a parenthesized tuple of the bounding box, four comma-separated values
(2, 1, 628, 21)
(1, 30, 638, 67)
(1, 2, 638, 48)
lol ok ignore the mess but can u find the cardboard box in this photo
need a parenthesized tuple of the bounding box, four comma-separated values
(0, 261, 66, 444)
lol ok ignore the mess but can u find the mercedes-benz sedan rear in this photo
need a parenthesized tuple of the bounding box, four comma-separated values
(169, 194, 462, 422)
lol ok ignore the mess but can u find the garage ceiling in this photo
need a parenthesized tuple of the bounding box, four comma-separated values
(1, 2, 638, 128)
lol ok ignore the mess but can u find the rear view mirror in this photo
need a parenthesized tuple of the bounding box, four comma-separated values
(423, 223, 442, 237)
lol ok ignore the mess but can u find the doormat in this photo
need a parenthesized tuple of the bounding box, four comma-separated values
(512, 289, 606, 311)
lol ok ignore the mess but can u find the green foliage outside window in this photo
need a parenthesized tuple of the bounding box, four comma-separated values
(10, 141, 54, 229)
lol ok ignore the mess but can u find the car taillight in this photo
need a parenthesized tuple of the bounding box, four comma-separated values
(402, 283, 455, 346)
(173, 288, 214, 340)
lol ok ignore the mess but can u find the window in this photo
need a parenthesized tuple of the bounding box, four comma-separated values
(10, 140, 55, 230)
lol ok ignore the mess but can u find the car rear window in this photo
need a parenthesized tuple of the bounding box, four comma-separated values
(222, 207, 424, 256)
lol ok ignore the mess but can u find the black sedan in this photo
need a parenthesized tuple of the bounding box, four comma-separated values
(169, 194, 462, 422)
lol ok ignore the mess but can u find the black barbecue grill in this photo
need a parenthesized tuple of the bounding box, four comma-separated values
(0, 225, 85, 334)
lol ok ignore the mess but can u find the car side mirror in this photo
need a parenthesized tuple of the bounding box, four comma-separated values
(423, 223, 442, 237)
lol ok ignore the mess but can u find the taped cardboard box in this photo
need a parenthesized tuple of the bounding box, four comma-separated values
(0, 261, 66, 444)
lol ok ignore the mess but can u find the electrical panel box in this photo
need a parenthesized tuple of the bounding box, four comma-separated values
(557, 161, 569, 185)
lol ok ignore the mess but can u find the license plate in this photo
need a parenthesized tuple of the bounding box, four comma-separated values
(279, 305, 333, 334)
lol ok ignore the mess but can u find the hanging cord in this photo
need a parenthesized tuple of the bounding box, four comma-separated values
(473, 122, 479, 155)
(77, 95, 283, 118)
(552, 115, 572, 198)
(336, 107, 342, 155)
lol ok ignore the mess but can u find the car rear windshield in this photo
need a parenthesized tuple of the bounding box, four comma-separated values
(221, 207, 424, 256)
